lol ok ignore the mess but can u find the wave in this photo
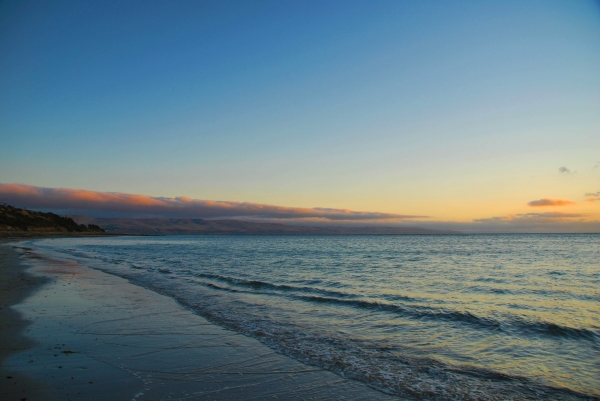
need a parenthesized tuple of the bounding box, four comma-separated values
(295, 295, 598, 342)
(191, 272, 367, 300)
(296, 295, 502, 327)
(161, 285, 599, 401)
(189, 273, 598, 343)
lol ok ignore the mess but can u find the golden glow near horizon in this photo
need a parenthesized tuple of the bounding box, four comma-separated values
(0, 182, 598, 233)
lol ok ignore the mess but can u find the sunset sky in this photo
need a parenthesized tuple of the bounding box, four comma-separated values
(1, 1, 599, 232)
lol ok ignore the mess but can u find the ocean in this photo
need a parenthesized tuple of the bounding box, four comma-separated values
(28, 234, 599, 399)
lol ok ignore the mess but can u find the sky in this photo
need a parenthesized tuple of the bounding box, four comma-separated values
(1, 0, 599, 232)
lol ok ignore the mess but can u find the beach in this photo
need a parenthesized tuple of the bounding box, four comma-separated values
(0, 239, 402, 401)
(2, 234, 598, 401)
(0, 241, 55, 400)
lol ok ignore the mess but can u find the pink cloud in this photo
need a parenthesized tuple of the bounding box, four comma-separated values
(0, 183, 425, 221)
(0, 183, 40, 196)
(527, 198, 574, 207)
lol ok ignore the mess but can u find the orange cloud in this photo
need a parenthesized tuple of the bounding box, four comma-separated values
(0, 183, 425, 222)
(0, 183, 40, 196)
(527, 198, 574, 207)
(586, 197, 600, 202)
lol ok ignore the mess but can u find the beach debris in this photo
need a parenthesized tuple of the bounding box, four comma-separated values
(61, 350, 77, 355)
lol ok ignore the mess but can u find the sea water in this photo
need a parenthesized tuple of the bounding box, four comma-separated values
(29, 235, 599, 399)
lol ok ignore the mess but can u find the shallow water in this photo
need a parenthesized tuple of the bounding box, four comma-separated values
(30, 234, 600, 399)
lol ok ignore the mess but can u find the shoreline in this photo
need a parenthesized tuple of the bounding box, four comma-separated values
(0, 242, 57, 400)
(0, 238, 403, 401)
(0, 232, 125, 239)
(3, 235, 596, 400)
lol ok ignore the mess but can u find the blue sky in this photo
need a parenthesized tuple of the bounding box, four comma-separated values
(1, 0, 599, 230)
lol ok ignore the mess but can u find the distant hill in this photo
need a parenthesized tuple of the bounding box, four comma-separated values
(69, 216, 458, 235)
(0, 204, 105, 233)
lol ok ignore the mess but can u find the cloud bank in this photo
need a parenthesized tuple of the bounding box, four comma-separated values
(527, 198, 574, 207)
(0, 183, 424, 222)
(461, 211, 599, 233)
(1, 183, 598, 233)
(407, 212, 599, 233)
(474, 212, 588, 223)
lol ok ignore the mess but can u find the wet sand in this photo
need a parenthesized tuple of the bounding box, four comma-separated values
(0, 243, 58, 400)
(1, 241, 403, 401)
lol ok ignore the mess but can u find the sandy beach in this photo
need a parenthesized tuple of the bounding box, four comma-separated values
(0, 239, 403, 401)
(0, 241, 56, 400)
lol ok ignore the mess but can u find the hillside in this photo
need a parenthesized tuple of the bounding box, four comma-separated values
(70, 216, 457, 235)
(0, 204, 105, 233)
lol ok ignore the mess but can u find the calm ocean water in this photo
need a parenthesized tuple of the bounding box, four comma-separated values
(30, 235, 599, 399)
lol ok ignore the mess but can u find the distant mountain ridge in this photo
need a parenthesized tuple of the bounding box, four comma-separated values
(70, 216, 458, 235)
(0, 204, 105, 233)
